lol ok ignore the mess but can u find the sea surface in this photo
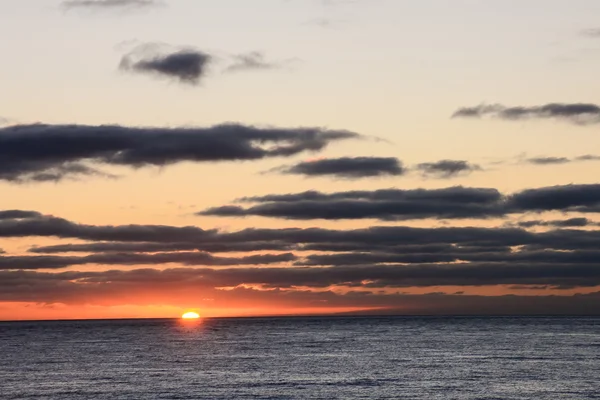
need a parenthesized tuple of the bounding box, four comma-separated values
(1, 316, 599, 399)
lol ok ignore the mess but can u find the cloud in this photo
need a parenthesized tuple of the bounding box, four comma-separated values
(120, 44, 211, 85)
(120, 44, 290, 85)
(61, 0, 161, 10)
(0, 252, 296, 270)
(576, 155, 600, 161)
(416, 160, 481, 178)
(3, 208, 600, 254)
(3, 209, 600, 301)
(224, 52, 282, 73)
(201, 184, 600, 221)
(6, 208, 600, 269)
(2, 211, 593, 251)
(525, 155, 600, 165)
(28, 240, 296, 254)
(517, 218, 598, 228)
(526, 157, 571, 165)
(452, 103, 600, 124)
(0, 210, 513, 245)
(0, 210, 43, 220)
(201, 187, 504, 221)
(0, 268, 600, 315)
(277, 157, 405, 178)
(0, 212, 219, 242)
(506, 184, 600, 213)
(298, 248, 600, 267)
(0, 123, 358, 182)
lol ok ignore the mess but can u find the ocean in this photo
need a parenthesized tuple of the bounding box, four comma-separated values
(1, 316, 599, 399)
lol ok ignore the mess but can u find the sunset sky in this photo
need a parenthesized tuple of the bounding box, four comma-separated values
(2, 0, 600, 320)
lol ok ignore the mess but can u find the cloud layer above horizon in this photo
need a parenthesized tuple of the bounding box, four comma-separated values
(1, 207, 600, 314)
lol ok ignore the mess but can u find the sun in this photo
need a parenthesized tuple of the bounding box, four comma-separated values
(181, 311, 200, 319)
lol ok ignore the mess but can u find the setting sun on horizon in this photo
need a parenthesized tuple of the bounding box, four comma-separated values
(181, 312, 201, 320)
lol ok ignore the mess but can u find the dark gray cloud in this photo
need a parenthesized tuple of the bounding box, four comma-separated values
(120, 44, 211, 84)
(298, 248, 600, 267)
(28, 240, 296, 254)
(201, 184, 600, 221)
(224, 52, 281, 73)
(5, 208, 600, 271)
(0, 213, 520, 248)
(62, 0, 161, 10)
(0, 210, 588, 275)
(201, 187, 503, 221)
(120, 44, 288, 84)
(452, 103, 600, 124)
(0, 252, 295, 270)
(517, 218, 599, 228)
(0, 219, 568, 250)
(0, 213, 217, 242)
(416, 160, 481, 178)
(3, 209, 600, 295)
(278, 157, 405, 178)
(8, 209, 600, 252)
(240, 187, 502, 205)
(506, 184, 600, 213)
(0, 123, 357, 182)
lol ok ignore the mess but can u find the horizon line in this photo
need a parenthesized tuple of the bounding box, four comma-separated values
(2, 313, 600, 323)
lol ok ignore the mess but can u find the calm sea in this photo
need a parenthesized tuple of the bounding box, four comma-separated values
(1, 316, 599, 399)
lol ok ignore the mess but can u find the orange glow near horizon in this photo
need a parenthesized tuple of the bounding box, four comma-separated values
(2, 283, 600, 321)
(0, 303, 385, 321)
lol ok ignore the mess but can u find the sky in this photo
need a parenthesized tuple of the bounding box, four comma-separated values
(1, 0, 600, 320)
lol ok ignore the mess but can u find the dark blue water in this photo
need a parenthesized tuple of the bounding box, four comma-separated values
(1, 317, 599, 399)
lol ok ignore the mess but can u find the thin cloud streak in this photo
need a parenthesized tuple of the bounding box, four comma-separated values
(525, 155, 600, 165)
(517, 218, 600, 228)
(0, 252, 296, 270)
(453, 103, 600, 124)
(224, 52, 282, 73)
